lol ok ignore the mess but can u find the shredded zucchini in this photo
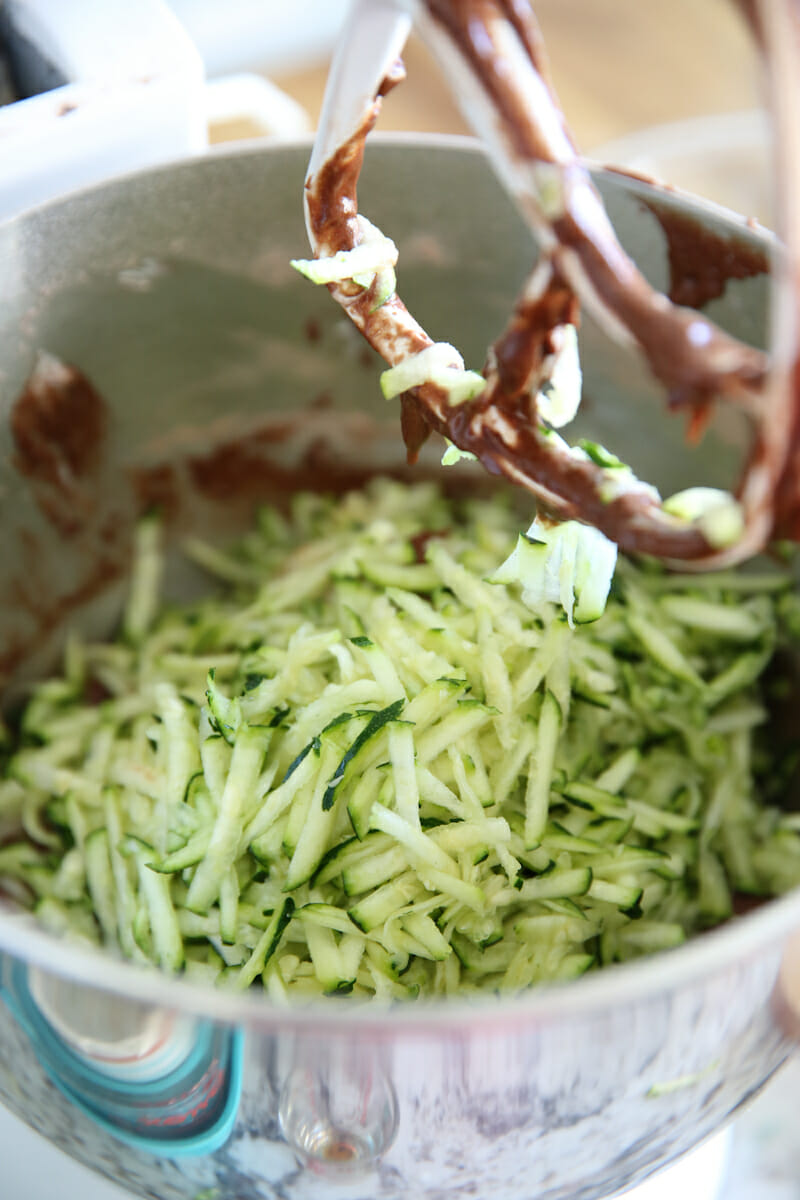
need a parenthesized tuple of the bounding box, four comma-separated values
(3, 479, 800, 1000)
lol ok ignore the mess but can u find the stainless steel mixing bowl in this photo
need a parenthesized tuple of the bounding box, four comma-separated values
(0, 137, 797, 1200)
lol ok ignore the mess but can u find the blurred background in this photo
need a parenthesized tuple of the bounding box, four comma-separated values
(0, 0, 771, 222)
(265, 0, 760, 147)
(180, 0, 770, 224)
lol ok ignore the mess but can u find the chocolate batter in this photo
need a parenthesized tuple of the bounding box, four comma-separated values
(301, 0, 792, 567)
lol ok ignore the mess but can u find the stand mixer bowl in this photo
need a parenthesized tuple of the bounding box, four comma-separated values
(0, 137, 798, 1200)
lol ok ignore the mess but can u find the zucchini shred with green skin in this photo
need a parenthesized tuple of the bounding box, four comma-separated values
(2, 479, 800, 1001)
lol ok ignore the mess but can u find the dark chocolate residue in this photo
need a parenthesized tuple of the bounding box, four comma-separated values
(84, 676, 113, 706)
(10, 354, 107, 536)
(732, 892, 769, 917)
(400, 393, 433, 464)
(12, 354, 106, 481)
(642, 200, 770, 310)
(128, 462, 180, 521)
(187, 435, 382, 506)
(493, 264, 578, 400)
(135, 407, 492, 524)
(410, 528, 449, 563)
(304, 317, 322, 343)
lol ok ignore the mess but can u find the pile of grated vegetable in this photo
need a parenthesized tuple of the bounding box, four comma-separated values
(2, 479, 800, 1000)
